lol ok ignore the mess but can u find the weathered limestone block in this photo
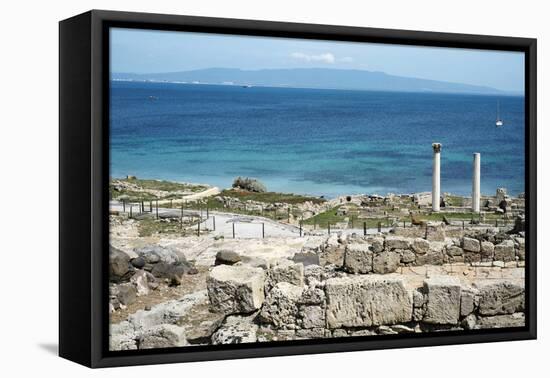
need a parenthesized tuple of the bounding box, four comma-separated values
(211, 314, 259, 344)
(476, 280, 524, 316)
(415, 249, 445, 266)
(139, 324, 188, 349)
(476, 313, 525, 329)
(515, 237, 525, 261)
(299, 286, 325, 305)
(260, 282, 304, 328)
(460, 288, 478, 317)
(400, 249, 416, 264)
(325, 276, 413, 329)
(370, 237, 385, 253)
(425, 222, 446, 241)
(304, 265, 323, 285)
(423, 276, 461, 325)
(494, 240, 515, 262)
(373, 251, 401, 273)
(446, 245, 463, 257)
(462, 237, 481, 253)
(109, 245, 130, 280)
(267, 259, 304, 291)
(207, 265, 265, 315)
(295, 328, 326, 339)
(481, 241, 495, 260)
(109, 321, 138, 351)
(385, 236, 411, 250)
(412, 238, 430, 255)
(343, 243, 373, 274)
(319, 234, 345, 266)
(300, 305, 326, 329)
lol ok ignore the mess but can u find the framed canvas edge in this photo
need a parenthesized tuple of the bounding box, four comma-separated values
(59, 9, 537, 368)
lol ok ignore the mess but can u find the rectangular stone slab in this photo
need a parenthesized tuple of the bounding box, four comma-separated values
(325, 275, 413, 329)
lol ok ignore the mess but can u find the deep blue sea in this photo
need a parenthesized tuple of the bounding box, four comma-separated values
(110, 81, 525, 198)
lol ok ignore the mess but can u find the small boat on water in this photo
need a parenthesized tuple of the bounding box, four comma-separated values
(496, 101, 504, 127)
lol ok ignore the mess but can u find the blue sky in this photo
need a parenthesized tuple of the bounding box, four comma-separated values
(111, 28, 525, 93)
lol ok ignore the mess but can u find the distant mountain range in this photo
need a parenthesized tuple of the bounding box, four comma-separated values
(112, 68, 511, 95)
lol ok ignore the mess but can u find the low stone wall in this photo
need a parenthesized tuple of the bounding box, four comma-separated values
(308, 231, 525, 275)
(111, 261, 525, 350)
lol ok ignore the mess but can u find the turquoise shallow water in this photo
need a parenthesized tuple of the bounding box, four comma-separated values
(110, 81, 525, 198)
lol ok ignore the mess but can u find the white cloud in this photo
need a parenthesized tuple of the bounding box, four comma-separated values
(290, 52, 336, 64)
(339, 56, 354, 63)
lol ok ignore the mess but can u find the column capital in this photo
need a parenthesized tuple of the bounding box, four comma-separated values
(432, 143, 442, 153)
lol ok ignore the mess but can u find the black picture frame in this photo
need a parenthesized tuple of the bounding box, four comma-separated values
(59, 9, 537, 368)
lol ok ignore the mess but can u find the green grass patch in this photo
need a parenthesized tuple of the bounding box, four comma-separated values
(218, 190, 325, 205)
(110, 178, 207, 202)
(302, 206, 385, 229)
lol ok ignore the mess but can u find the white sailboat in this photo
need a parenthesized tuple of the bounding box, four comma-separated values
(495, 101, 504, 127)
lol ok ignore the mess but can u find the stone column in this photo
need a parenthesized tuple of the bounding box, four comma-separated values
(472, 153, 481, 213)
(432, 143, 441, 212)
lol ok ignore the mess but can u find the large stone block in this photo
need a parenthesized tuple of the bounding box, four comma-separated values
(476, 280, 524, 316)
(300, 305, 326, 329)
(423, 276, 461, 325)
(412, 238, 430, 255)
(494, 240, 515, 262)
(385, 236, 411, 250)
(425, 222, 446, 241)
(480, 241, 495, 260)
(343, 243, 373, 274)
(267, 259, 304, 291)
(319, 234, 345, 266)
(476, 313, 525, 329)
(260, 282, 303, 328)
(325, 276, 413, 329)
(515, 237, 525, 261)
(373, 251, 401, 273)
(462, 237, 480, 253)
(207, 265, 265, 315)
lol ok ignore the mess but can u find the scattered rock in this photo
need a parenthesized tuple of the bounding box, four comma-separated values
(151, 262, 194, 285)
(139, 324, 188, 349)
(130, 257, 146, 269)
(215, 250, 242, 265)
(109, 245, 130, 281)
